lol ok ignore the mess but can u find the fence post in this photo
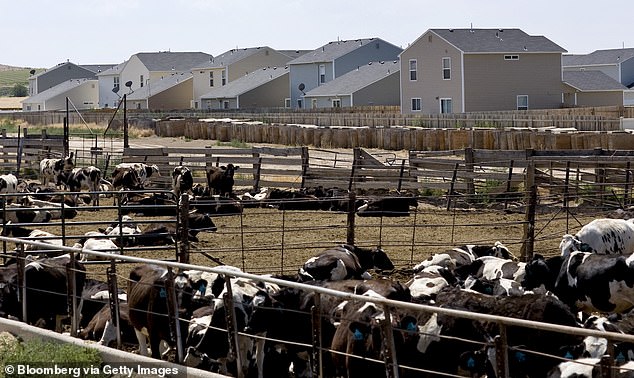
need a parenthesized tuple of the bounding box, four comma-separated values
(66, 251, 78, 336)
(223, 277, 244, 378)
(107, 261, 122, 349)
(464, 147, 475, 195)
(164, 267, 184, 363)
(520, 162, 536, 262)
(625, 161, 631, 208)
(17, 244, 26, 323)
(494, 326, 510, 378)
(300, 146, 309, 189)
(346, 191, 356, 245)
(178, 194, 190, 264)
(381, 305, 399, 378)
(397, 159, 406, 192)
(447, 163, 459, 211)
(253, 154, 262, 191)
(599, 353, 615, 378)
(311, 293, 323, 378)
(504, 160, 514, 210)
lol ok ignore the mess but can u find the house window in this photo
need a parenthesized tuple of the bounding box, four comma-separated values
(504, 55, 519, 60)
(209, 72, 214, 87)
(411, 98, 421, 112)
(440, 98, 453, 113)
(223, 100, 229, 109)
(409, 59, 417, 81)
(517, 95, 529, 110)
(114, 77, 120, 89)
(332, 99, 341, 108)
(221, 70, 226, 86)
(140, 75, 144, 88)
(442, 57, 451, 80)
(319, 64, 326, 84)
(297, 99, 303, 108)
(311, 99, 317, 109)
(285, 98, 291, 108)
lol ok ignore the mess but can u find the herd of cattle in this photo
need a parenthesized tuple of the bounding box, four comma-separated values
(6, 154, 634, 376)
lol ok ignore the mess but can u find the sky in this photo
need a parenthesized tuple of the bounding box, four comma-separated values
(1, 0, 632, 69)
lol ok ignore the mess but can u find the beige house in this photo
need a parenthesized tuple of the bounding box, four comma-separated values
(191, 47, 299, 109)
(22, 79, 98, 111)
(400, 28, 567, 114)
(125, 72, 193, 110)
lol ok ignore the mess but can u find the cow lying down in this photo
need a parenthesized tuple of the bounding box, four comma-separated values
(298, 244, 394, 281)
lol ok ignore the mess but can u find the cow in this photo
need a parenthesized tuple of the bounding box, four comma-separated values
(39, 152, 74, 188)
(521, 254, 566, 293)
(406, 265, 458, 300)
(463, 275, 528, 297)
(1, 223, 65, 258)
(0, 254, 86, 330)
(78, 302, 138, 347)
(0, 173, 18, 204)
(546, 357, 602, 378)
(191, 196, 243, 215)
(76, 278, 127, 331)
(127, 264, 194, 359)
(135, 213, 217, 246)
(560, 218, 634, 257)
(120, 193, 178, 216)
(59, 166, 102, 207)
(74, 231, 121, 262)
(2, 203, 52, 224)
(99, 215, 142, 247)
(413, 242, 516, 272)
(298, 244, 394, 282)
(453, 255, 526, 284)
(111, 163, 160, 190)
(356, 195, 419, 217)
(206, 164, 239, 197)
(21, 196, 78, 220)
(172, 166, 194, 198)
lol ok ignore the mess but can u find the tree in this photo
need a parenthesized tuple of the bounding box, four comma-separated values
(11, 84, 27, 97)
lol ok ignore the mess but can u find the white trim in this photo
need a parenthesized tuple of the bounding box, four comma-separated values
(442, 57, 451, 80)
(460, 51, 465, 112)
(439, 98, 453, 114)
(517, 94, 529, 110)
(411, 97, 422, 112)
(409, 59, 418, 81)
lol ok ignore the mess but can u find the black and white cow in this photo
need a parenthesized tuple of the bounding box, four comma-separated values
(206, 164, 239, 197)
(1, 223, 65, 258)
(356, 195, 419, 217)
(21, 196, 78, 220)
(560, 218, 634, 257)
(406, 265, 458, 300)
(39, 152, 74, 188)
(191, 196, 243, 215)
(59, 166, 103, 206)
(525, 251, 634, 314)
(453, 255, 526, 283)
(172, 166, 194, 198)
(413, 242, 516, 272)
(298, 244, 394, 281)
(111, 163, 160, 190)
(0, 254, 86, 330)
(0, 173, 18, 204)
(127, 264, 194, 359)
(74, 231, 121, 262)
(2, 203, 52, 223)
(120, 193, 177, 217)
(135, 213, 217, 246)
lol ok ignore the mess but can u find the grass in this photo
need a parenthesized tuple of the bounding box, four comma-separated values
(216, 139, 250, 148)
(0, 68, 43, 88)
(0, 118, 153, 139)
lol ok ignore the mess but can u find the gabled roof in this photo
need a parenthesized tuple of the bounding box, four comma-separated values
(429, 28, 566, 53)
(563, 48, 634, 66)
(200, 66, 288, 99)
(79, 64, 116, 74)
(278, 50, 312, 60)
(126, 72, 192, 100)
(563, 70, 629, 91)
(22, 78, 97, 103)
(30, 61, 101, 79)
(289, 38, 398, 64)
(304, 61, 399, 96)
(96, 61, 128, 76)
(193, 47, 274, 69)
(134, 51, 213, 72)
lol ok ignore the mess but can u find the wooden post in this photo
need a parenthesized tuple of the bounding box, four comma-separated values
(346, 191, 356, 245)
(397, 159, 406, 192)
(520, 162, 536, 262)
(17, 244, 26, 323)
(178, 194, 190, 264)
(504, 160, 514, 210)
(253, 156, 262, 191)
(464, 147, 475, 195)
(223, 277, 244, 378)
(164, 267, 184, 363)
(349, 148, 360, 191)
(300, 146, 309, 189)
(67, 251, 78, 337)
(447, 162, 459, 211)
(123, 94, 129, 149)
(107, 262, 122, 349)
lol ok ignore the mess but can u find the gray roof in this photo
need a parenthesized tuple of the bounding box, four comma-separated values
(31, 61, 98, 79)
(96, 61, 127, 76)
(278, 50, 312, 59)
(79, 64, 116, 73)
(289, 38, 398, 64)
(430, 28, 567, 53)
(135, 51, 213, 72)
(563, 48, 634, 66)
(563, 70, 628, 91)
(23, 78, 97, 103)
(126, 72, 192, 100)
(193, 47, 274, 69)
(304, 61, 399, 96)
(200, 66, 288, 99)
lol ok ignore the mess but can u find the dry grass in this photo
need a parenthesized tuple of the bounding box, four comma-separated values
(0, 97, 25, 110)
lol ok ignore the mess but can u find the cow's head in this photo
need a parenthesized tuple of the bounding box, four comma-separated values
(0, 267, 19, 319)
(492, 241, 517, 261)
(371, 247, 394, 271)
(221, 164, 239, 178)
(146, 164, 160, 177)
(560, 234, 592, 257)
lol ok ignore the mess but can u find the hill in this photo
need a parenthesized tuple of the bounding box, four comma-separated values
(0, 65, 43, 96)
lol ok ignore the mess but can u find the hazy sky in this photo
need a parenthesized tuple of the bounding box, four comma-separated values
(2, 0, 632, 68)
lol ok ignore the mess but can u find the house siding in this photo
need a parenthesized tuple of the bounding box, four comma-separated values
(119, 56, 149, 93)
(463, 53, 562, 111)
(98, 74, 120, 108)
(333, 40, 402, 77)
(563, 64, 621, 82)
(147, 80, 193, 110)
(290, 63, 333, 108)
(563, 90, 624, 107)
(23, 80, 99, 111)
(238, 75, 290, 109)
(622, 59, 634, 87)
(353, 72, 401, 106)
(29, 63, 97, 95)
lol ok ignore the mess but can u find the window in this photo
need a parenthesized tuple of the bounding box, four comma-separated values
(285, 98, 291, 108)
(221, 70, 226, 86)
(209, 72, 214, 87)
(311, 99, 317, 109)
(297, 99, 303, 108)
(319, 64, 326, 84)
(517, 95, 528, 110)
(411, 98, 421, 111)
(223, 100, 229, 109)
(332, 99, 341, 108)
(442, 57, 451, 80)
(440, 98, 453, 114)
(504, 55, 519, 60)
(409, 59, 417, 81)
(140, 75, 144, 88)
(114, 77, 120, 88)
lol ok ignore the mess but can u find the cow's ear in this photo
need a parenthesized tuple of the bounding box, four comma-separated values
(348, 321, 369, 340)
(234, 166, 240, 170)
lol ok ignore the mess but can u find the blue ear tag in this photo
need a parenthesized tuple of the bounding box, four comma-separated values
(564, 351, 573, 359)
(353, 329, 364, 341)
(514, 351, 526, 363)
(467, 357, 475, 369)
(160, 288, 167, 298)
(616, 352, 625, 364)
(198, 283, 207, 295)
(406, 322, 417, 333)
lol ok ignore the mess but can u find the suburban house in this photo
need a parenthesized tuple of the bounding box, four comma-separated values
(125, 72, 193, 110)
(288, 38, 403, 109)
(22, 78, 98, 111)
(563, 48, 634, 106)
(96, 61, 127, 109)
(562, 71, 633, 107)
(27, 61, 113, 96)
(303, 60, 400, 109)
(400, 28, 567, 114)
(191, 46, 300, 109)
(108, 51, 213, 109)
(200, 66, 289, 110)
